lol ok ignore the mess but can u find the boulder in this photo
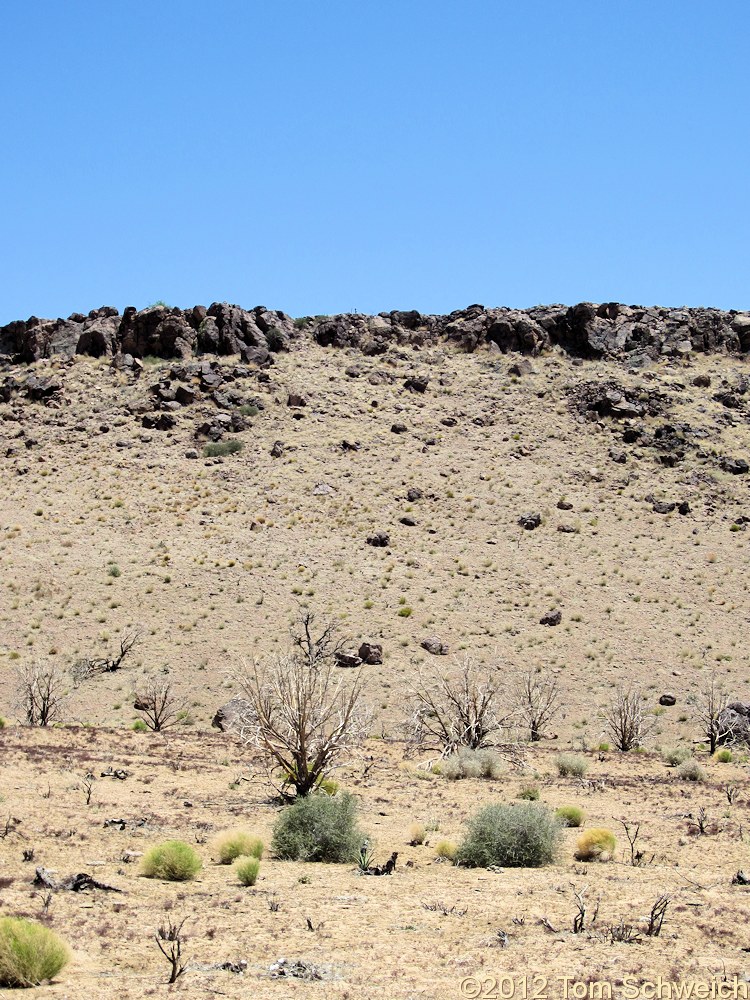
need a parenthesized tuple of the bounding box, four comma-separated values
(212, 697, 253, 732)
(358, 642, 383, 665)
(421, 636, 449, 655)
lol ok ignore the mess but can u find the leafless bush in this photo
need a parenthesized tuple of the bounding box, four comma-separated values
(514, 669, 562, 742)
(71, 628, 142, 685)
(689, 672, 735, 754)
(571, 884, 599, 933)
(155, 918, 188, 984)
(602, 686, 654, 751)
(133, 675, 185, 731)
(407, 655, 513, 754)
(14, 661, 67, 726)
(235, 618, 370, 797)
(646, 895, 669, 937)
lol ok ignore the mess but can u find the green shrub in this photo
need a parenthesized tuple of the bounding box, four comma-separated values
(556, 753, 589, 778)
(714, 748, 733, 763)
(0, 717, 6, 729)
(130, 719, 148, 732)
(597, 742, 610, 752)
(203, 440, 244, 458)
(517, 784, 540, 800)
(271, 792, 365, 863)
(0, 917, 69, 987)
(555, 805, 585, 828)
(238, 403, 259, 417)
(678, 759, 706, 782)
(213, 829, 264, 864)
(234, 856, 260, 886)
(142, 840, 202, 881)
(457, 802, 563, 868)
(575, 827, 616, 861)
(661, 746, 692, 767)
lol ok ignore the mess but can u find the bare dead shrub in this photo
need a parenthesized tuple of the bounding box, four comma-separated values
(133, 675, 185, 732)
(407, 655, 513, 755)
(71, 628, 142, 685)
(602, 686, 654, 751)
(14, 662, 67, 727)
(689, 672, 736, 754)
(235, 615, 370, 797)
(514, 669, 562, 742)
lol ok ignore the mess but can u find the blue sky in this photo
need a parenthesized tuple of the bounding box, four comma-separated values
(1, 1, 748, 323)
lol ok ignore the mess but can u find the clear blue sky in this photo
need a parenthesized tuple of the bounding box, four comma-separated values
(2, 1, 749, 324)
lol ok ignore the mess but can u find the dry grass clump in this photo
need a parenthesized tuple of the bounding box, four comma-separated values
(213, 829, 264, 864)
(434, 839, 457, 861)
(408, 823, 427, 845)
(575, 827, 616, 861)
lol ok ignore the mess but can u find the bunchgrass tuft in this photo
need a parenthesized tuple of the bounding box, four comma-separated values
(0, 917, 69, 987)
(213, 830, 264, 864)
(575, 827, 616, 861)
(555, 805, 585, 828)
(234, 856, 260, 886)
(141, 840, 201, 881)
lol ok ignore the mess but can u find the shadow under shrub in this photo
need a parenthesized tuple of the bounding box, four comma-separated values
(457, 802, 562, 868)
(0, 917, 69, 987)
(142, 839, 202, 881)
(271, 791, 365, 863)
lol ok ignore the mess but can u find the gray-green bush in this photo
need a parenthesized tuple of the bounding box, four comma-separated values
(203, 440, 244, 458)
(271, 792, 365, 863)
(556, 753, 589, 778)
(438, 748, 503, 781)
(457, 802, 563, 868)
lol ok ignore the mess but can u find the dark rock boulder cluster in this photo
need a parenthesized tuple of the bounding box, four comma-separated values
(0, 303, 296, 365)
(2, 300, 750, 366)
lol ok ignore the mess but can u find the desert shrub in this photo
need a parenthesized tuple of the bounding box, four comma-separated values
(597, 742, 610, 752)
(575, 827, 616, 861)
(714, 748, 733, 763)
(203, 439, 244, 458)
(458, 802, 563, 868)
(661, 746, 692, 767)
(131, 718, 148, 732)
(556, 805, 585, 828)
(435, 839, 457, 861)
(408, 823, 426, 845)
(271, 792, 365, 863)
(142, 840, 201, 881)
(678, 759, 706, 782)
(438, 748, 502, 781)
(235, 856, 260, 886)
(517, 784, 540, 800)
(0, 717, 6, 729)
(238, 403, 259, 417)
(556, 753, 589, 778)
(214, 830, 264, 864)
(0, 917, 69, 987)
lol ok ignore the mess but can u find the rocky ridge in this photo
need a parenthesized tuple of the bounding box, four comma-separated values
(2, 300, 750, 367)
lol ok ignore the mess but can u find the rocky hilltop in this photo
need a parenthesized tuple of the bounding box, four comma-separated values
(2, 300, 750, 367)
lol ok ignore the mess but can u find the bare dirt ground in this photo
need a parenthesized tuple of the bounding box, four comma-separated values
(1, 341, 750, 996)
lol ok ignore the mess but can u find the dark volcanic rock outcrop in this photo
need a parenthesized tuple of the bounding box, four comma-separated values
(2, 300, 749, 365)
